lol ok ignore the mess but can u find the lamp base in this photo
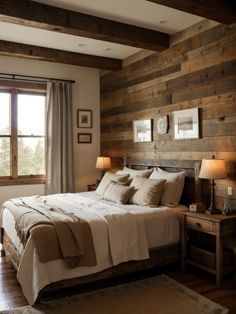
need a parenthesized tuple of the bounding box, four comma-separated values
(205, 207, 222, 215)
(205, 179, 222, 215)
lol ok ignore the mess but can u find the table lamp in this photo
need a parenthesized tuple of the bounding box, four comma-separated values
(199, 155, 226, 214)
(96, 157, 111, 178)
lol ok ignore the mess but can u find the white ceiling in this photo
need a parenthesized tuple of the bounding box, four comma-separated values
(0, 0, 204, 59)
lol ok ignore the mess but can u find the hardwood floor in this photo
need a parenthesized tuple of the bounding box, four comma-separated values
(0, 255, 236, 312)
(0, 256, 27, 310)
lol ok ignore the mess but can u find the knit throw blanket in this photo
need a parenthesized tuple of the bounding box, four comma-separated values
(7, 197, 97, 268)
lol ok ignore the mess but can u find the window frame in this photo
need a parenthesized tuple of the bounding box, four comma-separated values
(0, 81, 46, 186)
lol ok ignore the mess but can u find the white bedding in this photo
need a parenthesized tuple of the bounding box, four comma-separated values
(1, 192, 187, 305)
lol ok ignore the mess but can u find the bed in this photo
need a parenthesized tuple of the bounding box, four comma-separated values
(0, 159, 201, 305)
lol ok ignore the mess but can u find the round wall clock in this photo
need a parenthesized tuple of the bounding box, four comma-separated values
(157, 116, 168, 135)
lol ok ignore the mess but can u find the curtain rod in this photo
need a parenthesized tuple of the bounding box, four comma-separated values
(0, 72, 75, 84)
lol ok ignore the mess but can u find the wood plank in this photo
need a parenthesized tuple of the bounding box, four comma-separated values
(101, 92, 236, 125)
(101, 81, 168, 111)
(147, 0, 236, 24)
(173, 78, 236, 104)
(101, 64, 181, 95)
(182, 34, 236, 74)
(203, 119, 236, 137)
(0, 79, 46, 91)
(101, 77, 236, 118)
(101, 136, 236, 153)
(123, 50, 155, 67)
(101, 70, 236, 114)
(167, 60, 236, 92)
(0, 0, 169, 51)
(101, 151, 236, 164)
(101, 24, 236, 93)
(0, 40, 122, 71)
(170, 19, 219, 46)
(101, 92, 171, 118)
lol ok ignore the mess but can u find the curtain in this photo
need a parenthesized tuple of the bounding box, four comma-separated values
(45, 81, 74, 194)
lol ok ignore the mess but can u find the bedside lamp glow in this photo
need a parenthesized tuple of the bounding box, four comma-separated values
(199, 155, 226, 214)
(96, 157, 111, 178)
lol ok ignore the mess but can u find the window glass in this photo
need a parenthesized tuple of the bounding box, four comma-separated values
(0, 92, 11, 135)
(0, 137, 10, 176)
(18, 138, 45, 175)
(18, 94, 45, 136)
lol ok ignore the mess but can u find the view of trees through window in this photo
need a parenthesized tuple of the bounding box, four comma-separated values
(0, 91, 45, 178)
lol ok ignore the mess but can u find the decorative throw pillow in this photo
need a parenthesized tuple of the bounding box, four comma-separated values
(95, 172, 130, 195)
(102, 181, 135, 204)
(116, 167, 154, 179)
(149, 168, 185, 206)
(128, 176, 166, 206)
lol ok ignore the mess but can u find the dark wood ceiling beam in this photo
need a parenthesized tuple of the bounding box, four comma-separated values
(147, 0, 236, 24)
(0, 0, 169, 51)
(0, 40, 122, 71)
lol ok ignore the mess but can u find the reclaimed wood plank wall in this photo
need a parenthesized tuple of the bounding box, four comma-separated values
(100, 20, 236, 209)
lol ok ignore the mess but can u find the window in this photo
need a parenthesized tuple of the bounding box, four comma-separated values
(0, 88, 46, 185)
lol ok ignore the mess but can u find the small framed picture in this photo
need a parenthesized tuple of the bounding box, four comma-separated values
(173, 108, 199, 140)
(77, 109, 92, 128)
(133, 119, 152, 142)
(78, 133, 92, 143)
(157, 115, 168, 135)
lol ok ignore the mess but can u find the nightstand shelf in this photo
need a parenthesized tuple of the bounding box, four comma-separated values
(186, 260, 233, 276)
(181, 211, 236, 288)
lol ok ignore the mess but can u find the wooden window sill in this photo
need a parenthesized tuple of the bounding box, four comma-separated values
(0, 177, 45, 186)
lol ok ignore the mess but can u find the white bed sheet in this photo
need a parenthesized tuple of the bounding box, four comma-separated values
(1, 192, 187, 305)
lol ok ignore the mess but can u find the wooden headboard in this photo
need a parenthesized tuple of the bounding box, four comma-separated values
(124, 158, 201, 207)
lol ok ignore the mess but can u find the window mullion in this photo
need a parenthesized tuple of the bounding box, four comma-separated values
(11, 89, 18, 179)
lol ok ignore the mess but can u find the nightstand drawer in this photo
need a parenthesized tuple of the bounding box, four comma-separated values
(186, 216, 216, 234)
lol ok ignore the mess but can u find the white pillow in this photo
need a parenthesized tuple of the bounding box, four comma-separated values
(149, 168, 185, 206)
(116, 167, 153, 179)
(96, 172, 130, 195)
(128, 176, 166, 206)
(102, 181, 135, 204)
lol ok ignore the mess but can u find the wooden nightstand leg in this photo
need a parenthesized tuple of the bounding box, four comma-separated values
(216, 224, 223, 288)
(181, 215, 187, 272)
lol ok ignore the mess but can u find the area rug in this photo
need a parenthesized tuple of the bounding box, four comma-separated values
(0, 275, 228, 314)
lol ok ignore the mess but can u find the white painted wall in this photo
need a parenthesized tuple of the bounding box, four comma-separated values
(0, 56, 101, 205)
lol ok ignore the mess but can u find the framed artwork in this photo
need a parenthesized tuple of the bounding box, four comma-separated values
(157, 115, 168, 135)
(133, 119, 152, 142)
(78, 133, 92, 143)
(173, 108, 199, 140)
(77, 109, 92, 128)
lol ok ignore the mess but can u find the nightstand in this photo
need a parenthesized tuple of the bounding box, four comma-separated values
(181, 211, 236, 288)
(87, 184, 97, 191)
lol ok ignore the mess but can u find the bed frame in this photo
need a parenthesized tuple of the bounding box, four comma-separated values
(0, 158, 201, 300)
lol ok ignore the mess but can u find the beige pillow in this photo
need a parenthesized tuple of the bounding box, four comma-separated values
(96, 172, 130, 195)
(102, 181, 135, 204)
(128, 176, 166, 206)
(116, 167, 153, 179)
(149, 168, 185, 206)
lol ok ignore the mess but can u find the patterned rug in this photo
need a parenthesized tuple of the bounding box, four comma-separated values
(0, 275, 229, 314)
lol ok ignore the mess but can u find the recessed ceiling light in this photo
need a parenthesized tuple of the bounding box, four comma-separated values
(159, 19, 170, 24)
(105, 47, 112, 51)
(78, 43, 85, 47)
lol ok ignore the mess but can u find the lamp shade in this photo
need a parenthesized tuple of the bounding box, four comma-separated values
(96, 157, 111, 170)
(199, 158, 226, 180)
